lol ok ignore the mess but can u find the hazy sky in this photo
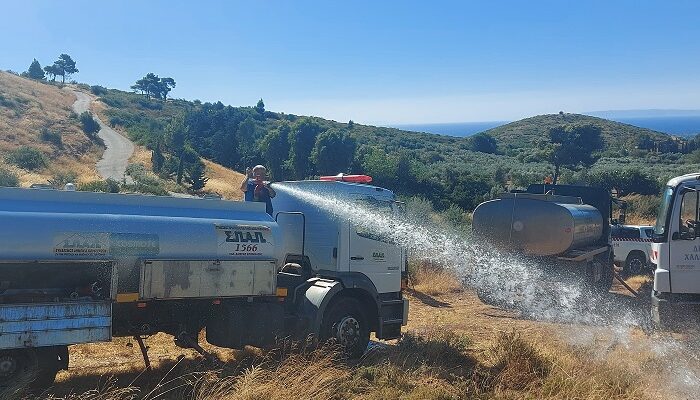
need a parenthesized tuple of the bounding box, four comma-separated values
(2, 0, 699, 124)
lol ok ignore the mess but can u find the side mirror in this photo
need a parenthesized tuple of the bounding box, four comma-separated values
(618, 214, 626, 225)
(673, 231, 696, 241)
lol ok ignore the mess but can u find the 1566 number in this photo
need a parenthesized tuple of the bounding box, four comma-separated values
(235, 244, 258, 252)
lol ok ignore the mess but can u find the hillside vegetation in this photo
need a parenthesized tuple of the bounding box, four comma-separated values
(3, 68, 697, 218)
(0, 71, 101, 186)
(485, 113, 674, 154)
(92, 85, 700, 215)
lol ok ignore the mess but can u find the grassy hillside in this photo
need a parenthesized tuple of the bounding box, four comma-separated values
(91, 86, 700, 213)
(0, 71, 102, 186)
(484, 113, 674, 155)
(3, 71, 698, 211)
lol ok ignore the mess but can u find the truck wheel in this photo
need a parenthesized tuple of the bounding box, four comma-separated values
(321, 298, 370, 358)
(0, 348, 57, 390)
(623, 252, 646, 276)
(589, 259, 613, 293)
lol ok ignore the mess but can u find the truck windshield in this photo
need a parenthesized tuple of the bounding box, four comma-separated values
(654, 186, 674, 236)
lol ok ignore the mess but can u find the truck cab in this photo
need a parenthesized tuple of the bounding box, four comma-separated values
(650, 174, 700, 327)
(270, 179, 409, 351)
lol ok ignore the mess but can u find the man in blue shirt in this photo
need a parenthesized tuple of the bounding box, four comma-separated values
(239, 165, 276, 216)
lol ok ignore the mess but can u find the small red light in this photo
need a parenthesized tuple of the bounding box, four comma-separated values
(137, 302, 147, 308)
(212, 299, 221, 305)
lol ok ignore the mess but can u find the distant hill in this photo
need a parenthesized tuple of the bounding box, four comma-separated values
(482, 113, 675, 154)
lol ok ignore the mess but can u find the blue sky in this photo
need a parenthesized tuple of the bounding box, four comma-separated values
(2, 0, 699, 124)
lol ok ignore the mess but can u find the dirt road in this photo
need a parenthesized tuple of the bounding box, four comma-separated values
(70, 89, 134, 183)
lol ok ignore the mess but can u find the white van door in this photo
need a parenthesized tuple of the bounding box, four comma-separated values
(668, 188, 700, 293)
(347, 198, 402, 293)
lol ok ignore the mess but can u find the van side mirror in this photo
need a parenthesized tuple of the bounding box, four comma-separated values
(673, 231, 696, 241)
(618, 214, 625, 225)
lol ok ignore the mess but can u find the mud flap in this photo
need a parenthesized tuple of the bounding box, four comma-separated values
(296, 279, 344, 339)
(206, 302, 284, 349)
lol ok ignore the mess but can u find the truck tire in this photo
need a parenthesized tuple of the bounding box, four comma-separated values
(623, 252, 646, 276)
(321, 298, 370, 358)
(589, 258, 614, 293)
(0, 348, 58, 391)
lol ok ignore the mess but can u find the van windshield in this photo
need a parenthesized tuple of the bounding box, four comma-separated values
(655, 186, 674, 236)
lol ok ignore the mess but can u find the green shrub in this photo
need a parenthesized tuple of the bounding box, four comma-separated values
(78, 179, 120, 193)
(100, 94, 126, 108)
(136, 98, 163, 110)
(623, 194, 661, 221)
(76, 83, 91, 91)
(80, 111, 101, 136)
(586, 168, 660, 195)
(105, 178, 120, 193)
(5, 146, 47, 170)
(78, 180, 107, 192)
(90, 85, 108, 96)
(0, 167, 20, 187)
(48, 171, 78, 188)
(40, 127, 62, 147)
(121, 182, 168, 196)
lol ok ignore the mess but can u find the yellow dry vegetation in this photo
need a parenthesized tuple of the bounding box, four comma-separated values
(410, 261, 464, 296)
(203, 158, 245, 200)
(0, 71, 101, 185)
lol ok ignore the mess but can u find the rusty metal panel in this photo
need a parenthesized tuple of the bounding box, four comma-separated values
(253, 261, 276, 295)
(141, 260, 275, 299)
(0, 302, 111, 350)
(199, 261, 254, 297)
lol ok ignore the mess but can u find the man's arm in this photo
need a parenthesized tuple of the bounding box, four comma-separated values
(266, 183, 276, 198)
(239, 168, 251, 192)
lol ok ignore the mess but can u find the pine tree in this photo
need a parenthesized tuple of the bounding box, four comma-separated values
(255, 98, 265, 114)
(26, 59, 45, 80)
(185, 162, 209, 191)
(151, 143, 165, 173)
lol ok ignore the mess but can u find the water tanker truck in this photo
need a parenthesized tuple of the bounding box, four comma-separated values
(473, 184, 621, 301)
(0, 177, 408, 388)
(650, 173, 700, 328)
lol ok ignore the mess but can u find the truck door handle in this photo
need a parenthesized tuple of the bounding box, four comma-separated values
(350, 256, 364, 260)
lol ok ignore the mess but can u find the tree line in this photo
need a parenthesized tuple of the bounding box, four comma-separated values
(23, 54, 78, 83)
(131, 73, 176, 100)
(101, 86, 675, 209)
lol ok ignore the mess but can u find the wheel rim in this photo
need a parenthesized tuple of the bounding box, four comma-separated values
(629, 258, 644, 274)
(335, 316, 361, 347)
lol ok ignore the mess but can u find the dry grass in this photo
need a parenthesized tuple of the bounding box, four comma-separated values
(202, 159, 245, 200)
(27, 328, 649, 400)
(0, 71, 101, 185)
(410, 261, 463, 296)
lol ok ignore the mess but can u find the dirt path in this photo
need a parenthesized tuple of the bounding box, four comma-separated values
(70, 89, 134, 183)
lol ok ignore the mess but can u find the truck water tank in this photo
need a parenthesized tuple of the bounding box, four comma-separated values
(472, 193, 603, 256)
(0, 188, 283, 262)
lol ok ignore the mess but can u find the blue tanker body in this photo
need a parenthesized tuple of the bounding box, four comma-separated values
(0, 188, 282, 262)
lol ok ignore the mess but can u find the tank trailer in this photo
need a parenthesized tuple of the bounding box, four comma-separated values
(473, 184, 624, 298)
(0, 178, 408, 388)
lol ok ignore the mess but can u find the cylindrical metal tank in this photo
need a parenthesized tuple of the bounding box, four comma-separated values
(472, 194, 603, 256)
(0, 188, 283, 262)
